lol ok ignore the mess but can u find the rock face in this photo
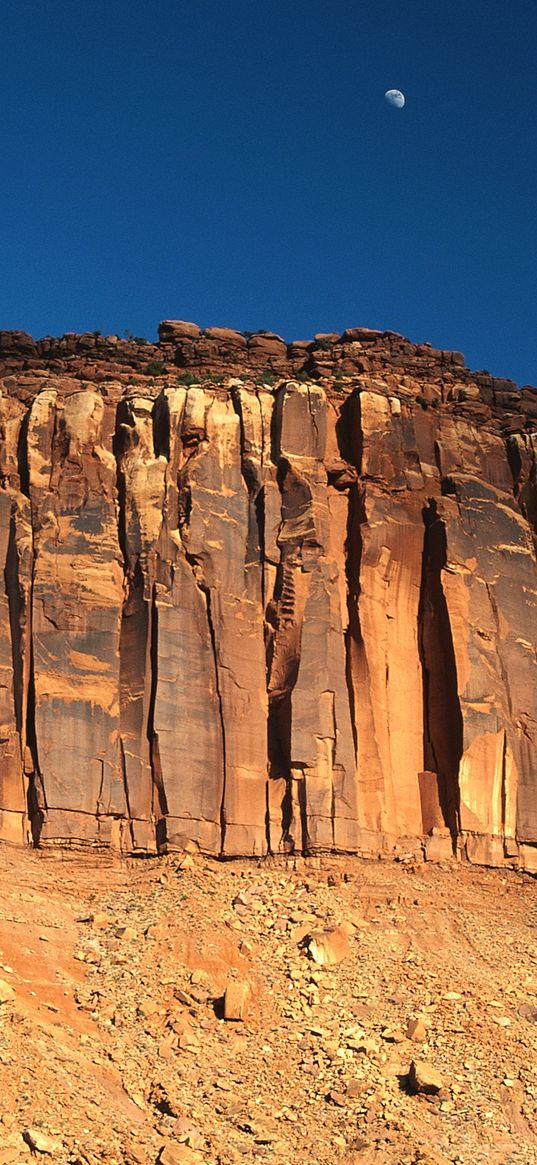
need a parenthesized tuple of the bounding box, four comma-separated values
(0, 322, 536, 869)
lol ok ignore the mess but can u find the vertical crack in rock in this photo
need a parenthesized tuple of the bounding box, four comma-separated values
(418, 499, 462, 845)
(267, 559, 301, 853)
(14, 410, 43, 844)
(1, 494, 35, 844)
(200, 581, 227, 855)
(114, 400, 153, 852)
(507, 433, 537, 541)
(343, 483, 364, 760)
(113, 401, 132, 576)
(113, 403, 136, 851)
(148, 583, 167, 851)
(335, 391, 362, 472)
(26, 533, 43, 844)
(256, 486, 266, 612)
(267, 464, 305, 853)
(256, 388, 268, 614)
(6, 512, 24, 747)
(306, 384, 320, 445)
(481, 577, 519, 854)
(25, 637, 43, 845)
(118, 737, 134, 848)
(297, 771, 309, 854)
(16, 410, 31, 499)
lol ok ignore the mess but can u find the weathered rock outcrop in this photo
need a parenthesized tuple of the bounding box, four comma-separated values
(0, 322, 536, 868)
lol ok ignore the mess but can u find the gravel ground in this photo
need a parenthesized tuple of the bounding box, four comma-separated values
(0, 846, 536, 1165)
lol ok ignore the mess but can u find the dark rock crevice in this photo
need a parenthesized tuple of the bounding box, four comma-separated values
(148, 583, 167, 847)
(199, 581, 227, 855)
(418, 500, 462, 844)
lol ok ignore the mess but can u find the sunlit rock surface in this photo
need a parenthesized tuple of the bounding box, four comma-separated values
(0, 323, 536, 868)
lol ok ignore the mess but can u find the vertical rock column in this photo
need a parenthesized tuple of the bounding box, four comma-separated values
(151, 387, 226, 853)
(178, 391, 268, 855)
(346, 391, 428, 848)
(29, 390, 126, 846)
(268, 383, 357, 852)
(0, 394, 33, 844)
(117, 387, 228, 853)
(232, 385, 288, 851)
(434, 419, 537, 865)
(116, 395, 167, 851)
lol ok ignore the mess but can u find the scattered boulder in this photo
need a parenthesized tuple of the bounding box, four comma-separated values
(22, 1128, 62, 1154)
(223, 980, 250, 1021)
(0, 978, 15, 1004)
(408, 1059, 444, 1095)
(406, 1016, 428, 1042)
(115, 925, 138, 941)
(158, 1144, 204, 1165)
(304, 927, 350, 967)
(518, 1004, 537, 1023)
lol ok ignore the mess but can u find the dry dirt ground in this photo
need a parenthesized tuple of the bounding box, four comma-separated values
(0, 846, 536, 1165)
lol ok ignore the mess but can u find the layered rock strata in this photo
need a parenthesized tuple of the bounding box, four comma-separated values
(0, 322, 536, 868)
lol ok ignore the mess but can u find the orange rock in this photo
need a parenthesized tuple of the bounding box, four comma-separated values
(223, 980, 250, 1021)
(306, 927, 350, 967)
(0, 322, 536, 866)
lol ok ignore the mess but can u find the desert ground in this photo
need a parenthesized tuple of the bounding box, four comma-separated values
(0, 845, 536, 1165)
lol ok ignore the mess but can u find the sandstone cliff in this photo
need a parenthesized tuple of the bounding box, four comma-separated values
(0, 322, 535, 869)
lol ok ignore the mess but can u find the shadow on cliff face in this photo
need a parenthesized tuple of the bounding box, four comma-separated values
(335, 392, 362, 471)
(25, 651, 44, 847)
(507, 432, 537, 540)
(266, 560, 303, 854)
(4, 504, 43, 846)
(418, 500, 463, 844)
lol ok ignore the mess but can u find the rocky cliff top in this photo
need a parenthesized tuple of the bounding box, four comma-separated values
(1, 320, 536, 434)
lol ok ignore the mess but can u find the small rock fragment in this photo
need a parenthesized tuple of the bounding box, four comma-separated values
(408, 1059, 444, 1095)
(91, 911, 110, 929)
(381, 1026, 405, 1043)
(0, 978, 15, 1004)
(328, 1089, 347, 1107)
(224, 980, 250, 1021)
(347, 1078, 367, 1098)
(115, 925, 138, 941)
(23, 1128, 62, 1154)
(406, 1016, 428, 1042)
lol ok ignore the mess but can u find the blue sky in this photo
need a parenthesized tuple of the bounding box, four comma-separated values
(1, 0, 535, 385)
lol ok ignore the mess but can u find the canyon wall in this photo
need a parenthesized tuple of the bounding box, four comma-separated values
(0, 322, 536, 868)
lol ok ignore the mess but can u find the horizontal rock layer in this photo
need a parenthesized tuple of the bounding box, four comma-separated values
(0, 322, 536, 869)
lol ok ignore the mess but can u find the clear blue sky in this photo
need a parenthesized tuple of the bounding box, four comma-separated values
(1, 0, 536, 385)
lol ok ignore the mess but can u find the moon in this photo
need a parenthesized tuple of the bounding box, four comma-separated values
(385, 89, 405, 109)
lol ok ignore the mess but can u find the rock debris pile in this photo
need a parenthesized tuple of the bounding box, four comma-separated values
(0, 321, 536, 867)
(0, 847, 536, 1164)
